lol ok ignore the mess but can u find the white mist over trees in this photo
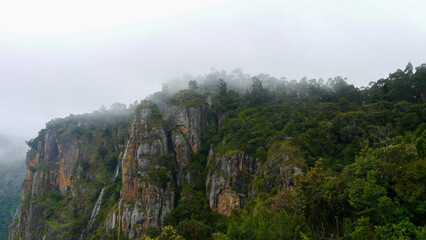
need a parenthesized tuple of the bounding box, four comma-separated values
(0, 135, 27, 163)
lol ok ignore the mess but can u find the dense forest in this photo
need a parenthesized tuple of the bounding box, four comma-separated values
(9, 63, 425, 240)
(0, 160, 25, 239)
(141, 63, 425, 239)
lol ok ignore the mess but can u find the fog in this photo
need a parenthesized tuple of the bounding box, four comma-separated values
(0, 0, 425, 144)
(0, 134, 28, 163)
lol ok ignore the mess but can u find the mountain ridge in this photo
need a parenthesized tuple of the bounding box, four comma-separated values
(8, 64, 426, 239)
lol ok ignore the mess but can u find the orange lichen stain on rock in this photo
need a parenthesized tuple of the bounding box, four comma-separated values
(191, 143, 197, 153)
(215, 188, 241, 216)
(175, 144, 186, 169)
(122, 156, 131, 180)
(178, 125, 188, 132)
(121, 147, 140, 209)
(57, 158, 71, 195)
(57, 141, 62, 156)
(120, 166, 140, 236)
(126, 142, 137, 159)
(122, 143, 140, 202)
(123, 172, 139, 202)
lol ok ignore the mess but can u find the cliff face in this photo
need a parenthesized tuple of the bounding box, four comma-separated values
(205, 140, 305, 216)
(119, 103, 208, 239)
(165, 106, 207, 186)
(119, 106, 174, 239)
(9, 130, 82, 240)
(8, 68, 425, 239)
(9, 98, 302, 240)
(9, 112, 131, 240)
(206, 150, 258, 216)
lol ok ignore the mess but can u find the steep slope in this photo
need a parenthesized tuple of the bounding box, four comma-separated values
(0, 161, 25, 240)
(119, 103, 174, 239)
(119, 99, 208, 239)
(0, 135, 27, 239)
(206, 150, 258, 216)
(9, 110, 132, 240)
(7, 96, 210, 240)
(8, 64, 426, 240)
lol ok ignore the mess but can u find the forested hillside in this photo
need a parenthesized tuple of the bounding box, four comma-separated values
(0, 160, 25, 239)
(9, 63, 425, 240)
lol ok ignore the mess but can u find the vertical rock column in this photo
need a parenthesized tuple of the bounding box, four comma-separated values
(119, 105, 174, 240)
(165, 106, 207, 186)
(9, 130, 80, 240)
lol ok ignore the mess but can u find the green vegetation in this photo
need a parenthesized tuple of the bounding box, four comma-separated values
(137, 100, 164, 122)
(0, 160, 25, 239)
(143, 225, 185, 240)
(13, 104, 133, 240)
(170, 90, 205, 109)
(0, 195, 21, 239)
(11, 63, 426, 239)
(147, 154, 177, 189)
(162, 63, 425, 239)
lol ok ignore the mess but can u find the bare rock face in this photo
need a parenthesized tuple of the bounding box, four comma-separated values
(215, 189, 241, 216)
(9, 113, 130, 240)
(206, 149, 258, 216)
(165, 106, 207, 153)
(119, 106, 175, 239)
(119, 103, 209, 239)
(9, 130, 81, 240)
(165, 106, 207, 186)
(10, 100, 211, 239)
(31, 131, 79, 197)
(119, 103, 207, 239)
(205, 141, 304, 216)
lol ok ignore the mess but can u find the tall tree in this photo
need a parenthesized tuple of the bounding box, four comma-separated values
(188, 80, 198, 90)
(216, 79, 227, 96)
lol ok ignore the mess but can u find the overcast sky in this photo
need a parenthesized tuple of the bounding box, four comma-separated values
(0, 0, 425, 140)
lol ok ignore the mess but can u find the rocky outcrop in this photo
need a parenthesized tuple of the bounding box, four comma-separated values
(166, 106, 207, 154)
(118, 103, 209, 239)
(206, 149, 258, 215)
(8, 92, 310, 240)
(9, 111, 131, 240)
(215, 189, 241, 216)
(165, 106, 207, 186)
(32, 131, 79, 196)
(119, 106, 175, 239)
(205, 141, 304, 216)
(9, 99, 210, 240)
(9, 130, 81, 240)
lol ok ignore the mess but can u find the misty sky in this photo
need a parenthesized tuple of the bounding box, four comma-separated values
(1, 0, 425, 141)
